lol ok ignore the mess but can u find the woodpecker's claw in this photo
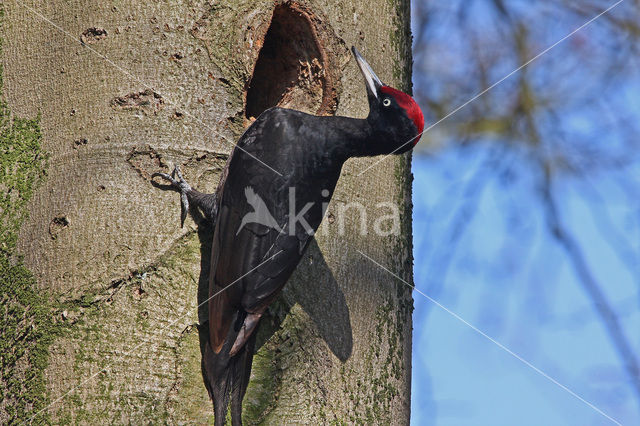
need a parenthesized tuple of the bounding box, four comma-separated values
(152, 165, 192, 227)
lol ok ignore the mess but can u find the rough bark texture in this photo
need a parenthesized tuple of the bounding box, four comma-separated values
(1, 0, 414, 423)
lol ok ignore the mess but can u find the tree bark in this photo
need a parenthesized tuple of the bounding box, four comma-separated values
(1, 0, 414, 423)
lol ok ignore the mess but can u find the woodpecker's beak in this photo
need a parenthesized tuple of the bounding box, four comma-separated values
(352, 46, 383, 100)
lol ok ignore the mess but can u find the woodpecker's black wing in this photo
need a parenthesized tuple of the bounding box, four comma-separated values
(203, 108, 345, 426)
(208, 108, 340, 354)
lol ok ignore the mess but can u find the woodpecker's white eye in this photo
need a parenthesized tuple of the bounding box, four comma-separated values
(383, 98, 391, 107)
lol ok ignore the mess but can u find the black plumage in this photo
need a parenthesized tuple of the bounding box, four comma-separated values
(153, 47, 423, 425)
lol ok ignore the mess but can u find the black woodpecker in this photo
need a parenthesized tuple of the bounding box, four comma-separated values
(153, 47, 424, 425)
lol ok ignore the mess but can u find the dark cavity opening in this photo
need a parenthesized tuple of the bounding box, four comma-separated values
(245, 4, 330, 119)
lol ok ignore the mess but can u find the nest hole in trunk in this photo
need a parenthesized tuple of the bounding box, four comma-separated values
(245, 3, 334, 120)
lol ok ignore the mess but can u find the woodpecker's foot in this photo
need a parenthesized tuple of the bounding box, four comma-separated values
(152, 165, 192, 227)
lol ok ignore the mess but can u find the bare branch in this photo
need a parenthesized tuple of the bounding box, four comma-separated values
(541, 169, 640, 405)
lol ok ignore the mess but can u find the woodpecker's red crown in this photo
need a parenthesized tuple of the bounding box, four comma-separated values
(352, 47, 425, 148)
(380, 86, 424, 143)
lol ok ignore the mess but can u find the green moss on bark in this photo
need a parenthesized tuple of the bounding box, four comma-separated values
(0, 7, 58, 423)
(46, 231, 214, 423)
(387, 0, 413, 89)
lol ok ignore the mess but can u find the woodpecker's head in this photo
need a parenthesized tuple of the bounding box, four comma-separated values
(352, 47, 424, 155)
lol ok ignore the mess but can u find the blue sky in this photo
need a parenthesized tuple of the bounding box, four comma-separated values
(411, 151, 640, 425)
(408, 2, 640, 424)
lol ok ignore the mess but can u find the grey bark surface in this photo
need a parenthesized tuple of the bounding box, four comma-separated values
(2, 0, 414, 423)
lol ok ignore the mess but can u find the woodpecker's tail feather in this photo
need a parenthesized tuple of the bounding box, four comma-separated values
(200, 317, 257, 426)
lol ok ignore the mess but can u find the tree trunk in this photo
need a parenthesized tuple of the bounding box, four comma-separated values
(1, 0, 414, 423)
